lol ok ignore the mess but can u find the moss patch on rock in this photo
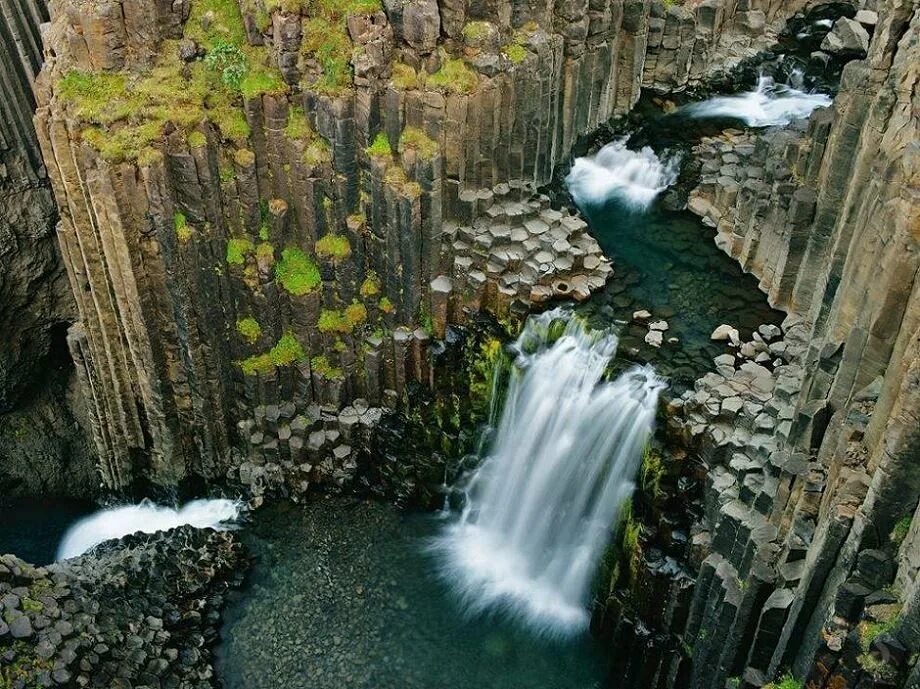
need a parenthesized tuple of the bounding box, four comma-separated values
(236, 317, 262, 343)
(238, 332, 306, 375)
(275, 247, 321, 295)
(315, 233, 352, 261)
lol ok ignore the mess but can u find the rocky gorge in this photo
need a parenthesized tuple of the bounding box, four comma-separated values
(0, 0, 918, 686)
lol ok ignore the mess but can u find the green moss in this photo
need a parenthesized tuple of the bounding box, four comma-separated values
(174, 211, 193, 242)
(367, 132, 392, 158)
(399, 127, 439, 159)
(236, 317, 262, 343)
(256, 242, 275, 264)
(502, 42, 528, 64)
(345, 302, 368, 326)
(275, 247, 321, 295)
(311, 354, 343, 379)
(856, 653, 899, 682)
(383, 165, 422, 197)
(461, 21, 492, 42)
(891, 516, 912, 544)
(58, 71, 133, 124)
(185, 0, 247, 48)
(391, 62, 419, 90)
(301, 16, 353, 94)
(640, 445, 664, 499)
(238, 332, 306, 375)
(226, 237, 254, 265)
(284, 106, 312, 139)
(303, 139, 332, 165)
(378, 296, 394, 313)
(319, 303, 366, 333)
(271, 332, 306, 365)
(187, 130, 208, 148)
(315, 233, 352, 261)
(240, 66, 288, 98)
(359, 272, 380, 297)
(426, 53, 478, 94)
(858, 613, 901, 652)
(20, 598, 43, 614)
(763, 674, 802, 689)
(57, 45, 254, 163)
(0, 642, 54, 689)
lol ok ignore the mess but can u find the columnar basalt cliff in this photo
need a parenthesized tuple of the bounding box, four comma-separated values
(614, 2, 920, 686)
(0, 0, 95, 497)
(31, 0, 817, 494)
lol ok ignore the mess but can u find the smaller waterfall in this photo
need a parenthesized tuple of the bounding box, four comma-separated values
(434, 310, 665, 637)
(566, 138, 680, 211)
(56, 498, 242, 560)
(683, 73, 831, 127)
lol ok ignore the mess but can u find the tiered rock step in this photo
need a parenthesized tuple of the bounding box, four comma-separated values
(234, 399, 383, 497)
(438, 181, 612, 319)
(676, 316, 831, 688)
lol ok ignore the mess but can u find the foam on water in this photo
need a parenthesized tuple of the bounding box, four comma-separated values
(56, 498, 242, 560)
(683, 74, 831, 127)
(566, 138, 680, 211)
(434, 310, 665, 637)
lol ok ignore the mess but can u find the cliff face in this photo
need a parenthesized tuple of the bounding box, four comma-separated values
(0, 0, 96, 497)
(31, 0, 812, 493)
(658, 1, 920, 686)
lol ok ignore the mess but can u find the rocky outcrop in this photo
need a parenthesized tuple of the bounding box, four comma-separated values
(0, 526, 246, 687)
(0, 0, 96, 497)
(30, 0, 817, 493)
(663, 0, 920, 685)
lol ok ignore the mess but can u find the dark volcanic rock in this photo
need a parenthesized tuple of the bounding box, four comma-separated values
(0, 527, 247, 687)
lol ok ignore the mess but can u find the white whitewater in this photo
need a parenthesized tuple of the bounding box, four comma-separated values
(435, 310, 665, 637)
(566, 138, 680, 210)
(56, 498, 242, 560)
(683, 73, 831, 127)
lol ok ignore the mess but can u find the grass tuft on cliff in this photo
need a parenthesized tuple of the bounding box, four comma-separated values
(367, 132, 392, 158)
(426, 53, 478, 94)
(275, 247, 321, 295)
(55, 0, 291, 162)
(399, 127, 439, 159)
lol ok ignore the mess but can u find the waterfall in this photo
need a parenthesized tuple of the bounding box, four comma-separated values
(56, 498, 242, 560)
(683, 73, 831, 127)
(566, 138, 680, 211)
(434, 310, 665, 637)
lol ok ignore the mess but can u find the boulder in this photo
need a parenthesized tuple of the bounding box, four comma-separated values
(821, 17, 870, 56)
(711, 324, 740, 343)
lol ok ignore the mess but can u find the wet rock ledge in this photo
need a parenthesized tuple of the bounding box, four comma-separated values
(0, 529, 246, 688)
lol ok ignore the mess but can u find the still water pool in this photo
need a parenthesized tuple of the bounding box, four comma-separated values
(217, 497, 608, 689)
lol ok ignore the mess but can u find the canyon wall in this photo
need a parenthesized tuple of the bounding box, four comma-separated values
(644, 2, 920, 686)
(31, 0, 813, 494)
(0, 0, 95, 497)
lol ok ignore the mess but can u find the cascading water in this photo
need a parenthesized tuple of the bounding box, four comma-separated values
(682, 72, 831, 127)
(565, 138, 680, 210)
(434, 310, 665, 637)
(56, 498, 242, 560)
